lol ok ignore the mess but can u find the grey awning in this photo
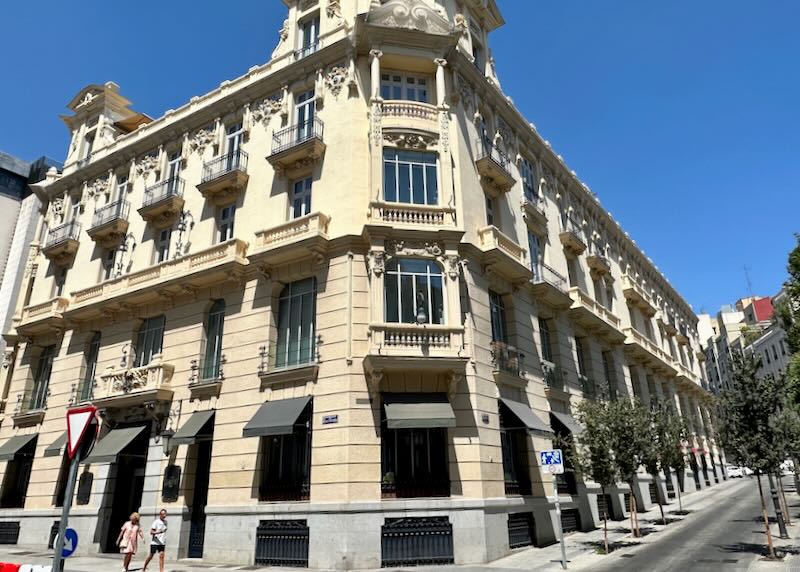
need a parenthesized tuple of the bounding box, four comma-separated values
(43, 432, 67, 457)
(243, 396, 311, 438)
(83, 426, 148, 464)
(0, 434, 38, 461)
(383, 393, 456, 429)
(172, 411, 215, 446)
(550, 411, 584, 436)
(500, 398, 552, 435)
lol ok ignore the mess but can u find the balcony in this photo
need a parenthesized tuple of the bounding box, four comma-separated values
(257, 342, 320, 387)
(368, 201, 456, 228)
(674, 361, 698, 386)
(381, 100, 439, 133)
(579, 375, 598, 400)
(267, 117, 325, 176)
(42, 220, 81, 265)
(622, 327, 676, 375)
(586, 252, 611, 277)
(621, 275, 656, 317)
(542, 360, 568, 399)
(676, 326, 690, 345)
(521, 194, 548, 234)
(567, 287, 624, 343)
(530, 263, 571, 309)
(477, 225, 531, 283)
(364, 323, 467, 378)
(188, 354, 226, 400)
(139, 178, 185, 229)
(474, 138, 516, 196)
(68, 239, 249, 321)
(86, 199, 130, 248)
(491, 340, 525, 387)
(17, 297, 69, 337)
(94, 355, 174, 408)
(250, 212, 330, 268)
(197, 149, 249, 205)
(657, 311, 678, 336)
(12, 385, 49, 427)
(559, 217, 586, 255)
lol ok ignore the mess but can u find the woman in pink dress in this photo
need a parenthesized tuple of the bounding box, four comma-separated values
(116, 512, 144, 571)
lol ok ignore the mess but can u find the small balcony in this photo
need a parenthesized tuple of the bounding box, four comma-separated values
(521, 194, 547, 234)
(268, 117, 325, 176)
(94, 355, 174, 408)
(579, 375, 598, 400)
(622, 327, 676, 375)
(17, 297, 69, 337)
(87, 199, 130, 248)
(197, 149, 250, 205)
(558, 216, 586, 255)
(542, 360, 567, 398)
(251, 212, 330, 267)
(657, 311, 678, 336)
(477, 225, 531, 283)
(257, 342, 320, 388)
(674, 361, 697, 386)
(139, 177, 185, 229)
(12, 385, 49, 427)
(188, 354, 226, 400)
(475, 138, 516, 196)
(381, 100, 439, 133)
(530, 263, 571, 309)
(586, 252, 611, 277)
(42, 220, 81, 265)
(567, 287, 624, 344)
(621, 275, 656, 317)
(364, 323, 467, 377)
(676, 325, 690, 345)
(491, 340, 525, 387)
(68, 239, 249, 321)
(368, 201, 456, 228)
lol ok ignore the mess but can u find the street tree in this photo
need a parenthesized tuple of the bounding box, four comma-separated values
(656, 405, 690, 515)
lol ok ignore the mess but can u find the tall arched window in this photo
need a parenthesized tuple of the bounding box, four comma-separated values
(276, 278, 317, 368)
(384, 259, 444, 325)
(202, 299, 225, 380)
(78, 332, 101, 402)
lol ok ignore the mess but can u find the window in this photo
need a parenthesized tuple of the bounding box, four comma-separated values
(295, 89, 315, 140)
(69, 199, 80, 222)
(275, 278, 317, 369)
(485, 195, 495, 226)
(566, 257, 579, 287)
(83, 132, 95, 160)
(134, 315, 166, 368)
(602, 351, 617, 400)
(0, 436, 36, 509)
(259, 400, 312, 501)
(499, 402, 531, 495)
(782, 340, 787, 355)
(78, 332, 101, 403)
(298, 15, 320, 58)
(384, 259, 444, 325)
(167, 151, 182, 191)
(155, 229, 171, 263)
(520, 158, 537, 201)
(291, 176, 313, 219)
(225, 122, 245, 171)
(773, 345, 779, 360)
(202, 300, 225, 381)
(30, 345, 55, 411)
(380, 73, 429, 102)
(604, 280, 614, 312)
(472, 36, 485, 72)
(489, 291, 508, 343)
(217, 205, 235, 243)
(383, 149, 438, 205)
(539, 317, 553, 363)
(765, 350, 771, 364)
(54, 268, 67, 297)
(575, 337, 588, 377)
(528, 232, 541, 279)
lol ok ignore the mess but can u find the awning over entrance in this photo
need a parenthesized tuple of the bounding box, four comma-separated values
(243, 396, 311, 438)
(500, 398, 552, 435)
(0, 434, 37, 461)
(43, 432, 67, 457)
(383, 393, 456, 429)
(172, 410, 215, 446)
(83, 425, 148, 464)
(550, 411, 584, 436)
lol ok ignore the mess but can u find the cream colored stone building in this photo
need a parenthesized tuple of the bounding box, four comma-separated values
(0, 0, 721, 567)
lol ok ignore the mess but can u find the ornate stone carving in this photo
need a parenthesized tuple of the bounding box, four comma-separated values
(325, 65, 349, 99)
(444, 254, 460, 279)
(368, 0, 452, 35)
(87, 177, 110, 200)
(367, 250, 385, 276)
(136, 154, 159, 178)
(383, 132, 437, 150)
(454, 13, 468, 35)
(326, 0, 342, 20)
(2, 348, 14, 370)
(250, 95, 283, 126)
(49, 196, 65, 223)
(439, 111, 450, 152)
(190, 127, 216, 155)
(371, 102, 382, 147)
(272, 19, 290, 58)
(387, 240, 444, 258)
(457, 75, 474, 110)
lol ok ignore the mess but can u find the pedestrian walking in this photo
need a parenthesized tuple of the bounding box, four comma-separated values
(143, 508, 168, 572)
(116, 512, 143, 572)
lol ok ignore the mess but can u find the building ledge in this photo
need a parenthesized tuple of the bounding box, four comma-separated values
(12, 409, 45, 428)
(258, 363, 319, 389)
(477, 225, 531, 284)
(17, 297, 69, 337)
(250, 212, 330, 268)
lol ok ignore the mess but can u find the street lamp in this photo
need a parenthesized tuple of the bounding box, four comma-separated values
(115, 233, 136, 278)
(174, 210, 195, 259)
(415, 291, 427, 325)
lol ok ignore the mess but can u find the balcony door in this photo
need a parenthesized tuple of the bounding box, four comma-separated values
(167, 151, 181, 193)
(295, 90, 315, 142)
(225, 123, 244, 170)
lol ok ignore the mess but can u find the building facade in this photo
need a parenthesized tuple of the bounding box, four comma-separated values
(0, 0, 720, 567)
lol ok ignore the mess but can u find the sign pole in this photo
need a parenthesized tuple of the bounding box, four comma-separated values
(553, 470, 568, 570)
(51, 453, 80, 572)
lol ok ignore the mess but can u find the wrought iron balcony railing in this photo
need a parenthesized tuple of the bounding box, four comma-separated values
(201, 149, 249, 184)
(143, 177, 185, 208)
(533, 263, 567, 292)
(542, 360, 565, 391)
(46, 220, 81, 248)
(272, 117, 324, 155)
(490, 341, 525, 377)
(15, 384, 48, 415)
(475, 137, 511, 172)
(91, 199, 130, 229)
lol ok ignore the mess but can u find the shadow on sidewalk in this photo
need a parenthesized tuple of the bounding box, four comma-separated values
(714, 542, 800, 558)
(580, 540, 640, 554)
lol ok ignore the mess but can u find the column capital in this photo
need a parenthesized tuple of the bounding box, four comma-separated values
(369, 49, 383, 59)
(434, 58, 448, 68)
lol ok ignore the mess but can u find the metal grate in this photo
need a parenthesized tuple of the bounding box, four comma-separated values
(255, 520, 309, 568)
(597, 493, 612, 519)
(508, 512, 535, 549)
(649, 482, 659, 504)
(272, 117, 324, 155)
(560, 509, 580, 533)
(0, 522, 21, 544)
(624, 492, 632, 513)
(188, 516, 205, 559)
(381, 517, 454, 567)
(48, 521, 60, 549)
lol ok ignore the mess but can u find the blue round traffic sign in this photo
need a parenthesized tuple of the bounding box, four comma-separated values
(62, 528, 78, 558)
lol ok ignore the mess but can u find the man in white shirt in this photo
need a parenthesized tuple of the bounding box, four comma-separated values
(143, 509, 167, 572)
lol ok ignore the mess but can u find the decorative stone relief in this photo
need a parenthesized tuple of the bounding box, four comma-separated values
(325, 65, 349, 99)
(387, 240, 444, 259)
(135, 154, 159, 178)
(250, 95, 283, 126)
(457, 75, 475, 110)
(271, 19, 290, 59)
(49, 195, 65, 224)
(371, 102, 383, 147)
(454, 13, 468, 35)
(367, 250, 385, 276)
(87, 177, 110, 200)
(190, 127, 216, 155)
(326, 0, 342, 21)
(444, 254, 460, 279)
(383, 132, 438, 150)
(368, 0, 452, 35)
(439, 111, 450, 152)
(2, 348, 14, 370)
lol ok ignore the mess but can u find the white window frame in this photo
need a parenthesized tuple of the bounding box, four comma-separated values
(155, 228, 171, 263)
(218, 205, 236, 243)
(384, 259, 446, 325)
(380, 72, 430, 103)
(382, 149, 439, 205)
(290, 176, 313, 219)
(299, 14, 320, 58)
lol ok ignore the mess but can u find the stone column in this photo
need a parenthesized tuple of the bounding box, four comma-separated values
(369, 49, 383, 102)
(434, 58, 448, 107)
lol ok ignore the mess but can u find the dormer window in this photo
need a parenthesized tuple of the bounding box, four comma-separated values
(298, 14, 320, 59)
(82, 131, 95, 160)
(380, 73, 429, 103)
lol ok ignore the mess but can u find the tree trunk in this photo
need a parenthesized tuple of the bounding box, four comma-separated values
(653, 473, 666, 525)
(757, 473, 777, 559)
(767, 472, 789, 539)
(676, 469, 684, 513)
(630, 481, 641, 537)
(628, 487, 636, 537)
(793, 457, 800, 494)
(778, 474, 792, 525)
(602, 486, 609, 554)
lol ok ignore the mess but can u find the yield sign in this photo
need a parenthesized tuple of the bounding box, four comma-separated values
(67, 405, 97, 460)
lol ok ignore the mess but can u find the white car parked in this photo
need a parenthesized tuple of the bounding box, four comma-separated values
(726, 466, 744, 478)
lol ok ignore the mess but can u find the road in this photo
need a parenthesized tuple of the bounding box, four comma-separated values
(591, 477, 795, 571)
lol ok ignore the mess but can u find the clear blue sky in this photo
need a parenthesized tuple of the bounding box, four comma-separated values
(1, 1, 797, 313)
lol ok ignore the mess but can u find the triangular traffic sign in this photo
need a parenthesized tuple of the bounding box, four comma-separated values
(66, 405, 97, 460)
